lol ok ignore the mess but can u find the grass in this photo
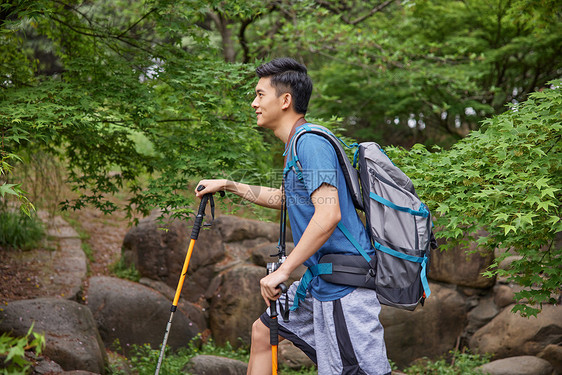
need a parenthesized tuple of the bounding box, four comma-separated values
(106, 341, 490, 375)
(110, 256, 141, 282)
(107, 336, 319, 375)
(402, 350, 490, 375)
(0, 209, 45, 250)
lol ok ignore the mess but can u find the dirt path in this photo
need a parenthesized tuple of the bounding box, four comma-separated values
(0, 207, 132, 305)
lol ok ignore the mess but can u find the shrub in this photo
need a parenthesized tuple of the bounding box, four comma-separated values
(403, 350, 490, 375)
(0, 324, 46, 375)
(0, 210, 44, 250)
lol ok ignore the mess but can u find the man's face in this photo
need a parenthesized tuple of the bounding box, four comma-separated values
(251, 77, 285, 129)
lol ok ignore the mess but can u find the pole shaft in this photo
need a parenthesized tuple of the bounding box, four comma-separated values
(154, 311, 174, 375)
(272, 345, 278, 375)
(172, 239, 196, 306)
(154, 190, 213, 375)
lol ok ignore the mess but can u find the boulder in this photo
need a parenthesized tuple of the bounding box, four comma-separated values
(429, 232, 496, 289)
(466, 296, 500, 335)
(122, 212, 226, 303)
(379, 282, 468, 369)
(279, 340, 315, 369)
(249, 241, 306, 282)
(538, 344, 562, 374)
(0, 298, 106, 374)
(493, 284, 516, 308)
(476, 356, 554, 375)
(86, 276, 200, 354)
(183, 355, 247, 375)
(208, 264, 267, 347)
(121, 215, 280, 303)
(214, 215, 280, 243)
(469, 304, 562, 359)
(138, 277, 207, 330)
(23, 352, 65, 374)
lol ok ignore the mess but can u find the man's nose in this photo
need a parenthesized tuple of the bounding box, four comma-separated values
(251, 97, 258, 109)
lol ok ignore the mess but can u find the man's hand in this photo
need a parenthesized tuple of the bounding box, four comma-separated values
(194, 179, 228, 198)
(260, 269, 290, 306)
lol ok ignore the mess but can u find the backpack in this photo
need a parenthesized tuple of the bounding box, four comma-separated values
(285, 123, 435, 311)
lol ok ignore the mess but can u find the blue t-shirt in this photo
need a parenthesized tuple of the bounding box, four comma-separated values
(284, 126, 375, 301)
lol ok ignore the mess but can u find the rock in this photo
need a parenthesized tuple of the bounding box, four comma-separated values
(538, 344, 562, 374)
(183, 355, 247, 375)
(122, 215, 281, 303)
(138, 277, 207, 330)
(477, 355, 554, 375)
(25, 352, 65, 374)
(493, 284, 515, 308)
(466, 296, 500, 335)
(208, 264, 267, 348)
(469, 304, 562, 359)
(278, 340, 315, 369)
(498, 255, 523, 270)
(86, 276, 200, 354)
(249, 242, 306, 282)
(122, 212, 226, 302)
(215, 215, 280, 243)
(0, 298, 106, 374)
(379, 282, 468, 369)
(429, 232, 496, 288)
(250, 242, 293, 267)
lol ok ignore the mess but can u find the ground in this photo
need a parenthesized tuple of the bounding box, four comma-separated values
(0, 207, 132, 305)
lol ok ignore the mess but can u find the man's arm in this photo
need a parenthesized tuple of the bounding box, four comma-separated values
(259, 182, 341, 303)
(195, 179, 282, 209)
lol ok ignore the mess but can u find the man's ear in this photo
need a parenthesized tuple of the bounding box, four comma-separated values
(281, 93, 292, 110)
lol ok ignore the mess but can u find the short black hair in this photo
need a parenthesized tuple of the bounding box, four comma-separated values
(256, 57, 313, 115)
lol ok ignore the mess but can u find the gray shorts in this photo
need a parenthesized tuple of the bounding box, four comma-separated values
(260, 281, 391, 375)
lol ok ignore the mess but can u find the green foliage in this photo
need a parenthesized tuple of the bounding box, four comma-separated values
(2, 0, 560, 217)
(1, 0, 270, 222)
(0, 154, 34, 216)
(107, 336, 318, 374)
(257, 0, 562, 145)
(110, 257, 141, 282)
(108, 336, 249, 375)
(0, 210, 44, 250)
(387, 82, 562, 316)
(0, 324, 46, 375)
(403, 350, 490, 375)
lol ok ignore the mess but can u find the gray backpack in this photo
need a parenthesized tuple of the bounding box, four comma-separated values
(286, 124, 434, 310)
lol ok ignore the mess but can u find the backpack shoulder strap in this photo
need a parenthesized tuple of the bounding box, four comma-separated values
(284, 124, 364, 211)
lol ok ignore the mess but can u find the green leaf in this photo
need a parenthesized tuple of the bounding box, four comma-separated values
(0, 183, 18, 197)
(536, 200, 557, 212)
(540, 187, 559, 198)
(499, 224, 517, 235)
(534, 177, 550, 190)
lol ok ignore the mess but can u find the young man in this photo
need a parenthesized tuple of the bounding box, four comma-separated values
(195, 57, 391, 375)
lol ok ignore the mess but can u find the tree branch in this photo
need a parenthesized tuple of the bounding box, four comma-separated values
(48, 15, 158, 57)
(348, 0, 394, 25)
(118, 8, 157, 38)
(315, 0, 394, 25)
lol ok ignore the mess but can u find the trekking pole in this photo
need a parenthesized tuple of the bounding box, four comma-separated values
(267, 182, 290, 375)
(154, 185, 224, 375)
(269, 283, 288, 375)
